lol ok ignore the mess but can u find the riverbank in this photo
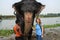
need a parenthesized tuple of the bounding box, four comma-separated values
(0, 24, 60, 36)
(0, 30, 13, 37)
(44, 24, 60, 28)
(0, 27, 60, 40)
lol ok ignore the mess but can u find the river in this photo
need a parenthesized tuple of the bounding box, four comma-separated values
(0, 17, 60, 29)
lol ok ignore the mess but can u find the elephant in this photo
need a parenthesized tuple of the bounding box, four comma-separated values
(12, 0, 45, 40)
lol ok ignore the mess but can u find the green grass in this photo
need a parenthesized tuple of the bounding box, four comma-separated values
(0, 30, 14, 37)
(44, 24, 60, 28)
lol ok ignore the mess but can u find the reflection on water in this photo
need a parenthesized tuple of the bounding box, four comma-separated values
(0, 17, 60, 29)
(0, 19, 15, 30)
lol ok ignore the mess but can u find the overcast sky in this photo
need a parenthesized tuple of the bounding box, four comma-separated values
(0, 0, 60, 15)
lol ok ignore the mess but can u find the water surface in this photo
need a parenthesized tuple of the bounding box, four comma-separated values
(0, 17, 60, 29)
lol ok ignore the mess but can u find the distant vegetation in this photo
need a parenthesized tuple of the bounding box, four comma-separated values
(40, 13, 60, 17)
(0, 15, 15, 19)
(0, 13, 60, 19)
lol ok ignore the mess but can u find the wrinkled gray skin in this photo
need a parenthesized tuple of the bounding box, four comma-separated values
(12, 0, 45, 40)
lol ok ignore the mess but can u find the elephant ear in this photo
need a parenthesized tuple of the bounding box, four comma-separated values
(40, 5, 45, 13)
(35, 5, 45, 16)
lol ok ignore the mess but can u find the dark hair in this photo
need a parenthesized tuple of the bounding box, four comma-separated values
(15, 20, 20, 24)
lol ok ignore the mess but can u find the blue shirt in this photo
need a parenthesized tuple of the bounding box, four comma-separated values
(36, 23, 42, 36)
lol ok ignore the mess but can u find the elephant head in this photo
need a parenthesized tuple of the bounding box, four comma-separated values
(12, 0, 45, 40)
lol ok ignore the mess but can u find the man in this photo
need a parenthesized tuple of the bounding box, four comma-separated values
(13, 20, 24, 40)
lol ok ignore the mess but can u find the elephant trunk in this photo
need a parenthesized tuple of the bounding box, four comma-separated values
(24, 12, 33, 40)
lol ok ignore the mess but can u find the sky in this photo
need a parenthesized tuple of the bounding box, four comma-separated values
(0, 0, 60, 15)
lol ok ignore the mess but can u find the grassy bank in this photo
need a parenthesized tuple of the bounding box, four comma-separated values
(44, 24, 60, 28)
(0, 30, 14, 37)
(0, 24, 60, 36)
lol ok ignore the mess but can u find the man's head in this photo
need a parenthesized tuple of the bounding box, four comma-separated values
(15, 20, 20, 25)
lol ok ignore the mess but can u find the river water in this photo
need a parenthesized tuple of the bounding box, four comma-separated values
(0, 17, 60, 29)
